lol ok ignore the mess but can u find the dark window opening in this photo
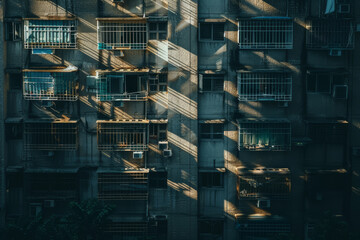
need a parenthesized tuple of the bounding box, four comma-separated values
(199, 23, 224, 41)
(149, 172, 167, 188)
(199, 172, 224, 187)
(5, 21, 22, 41)
(200, 123, 223, 139)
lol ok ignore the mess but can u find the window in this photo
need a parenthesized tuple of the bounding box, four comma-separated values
(238, 18, 293, 49)
(306, 72, 348, 94)
(149, 123, 167, 141)
(199, 23, 224, 41)
(97, 121, 149, 151)
(307, 122, 347, 144)
(149, 22, 167, 40)
(9, 72, 22, 89)
(97, 19, 147, 50)
(200, 123, 223, 139)
(199, 74, 224, 92)
(238, 72, 292, 101)
(5, 20, 21, 41)
(238, 120, 291, 151)
(23, 71, 78, 101)
(94, 73, 148, 101)
(24, 20, 77, 49)
(149, 74, 167, 92)
(199, 172, 224, 187)
(306, 19, 354, 49)
(237, 169, 291, 200)
(149, 171, 167, 188)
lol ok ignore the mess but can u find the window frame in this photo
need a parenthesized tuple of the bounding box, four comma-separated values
(199, 74, 224, 93)
(199, 22, 225, 42)
(200, 123, 224, 140)
(5, 19, 22, 41)
(149, 73, 168, 93)
(149, 171, 167, 189)
(149, 123, 167, 141)
(148, 21, 168, 41)
(306, 71, 348, 94)
(199, 172, 224, 188)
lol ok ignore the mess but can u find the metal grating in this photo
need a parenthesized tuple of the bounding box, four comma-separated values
(97, 20, 147, 50)
(238, 72, 292, 101)
(306, 19, 354, 49)
(97, 122, 148, 151)
(23, 72, 78, 101)
(24, 20, 77, 49)
(98, 172, 148, 200)
(96, 74, 148, 101)
(238, 18, 293, 49)
(238, 171, 291, 200)
(238, 121, 291, 151)
(24, 121, 79, 151)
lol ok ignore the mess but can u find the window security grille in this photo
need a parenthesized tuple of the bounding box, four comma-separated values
(237, 170, 291, 200)
(199, 74, 224, 92)
(306, 19, 354, 49)
(200, 123, 223, 139)
(23, 72, 78, 101)
(238, 18, 293, 49)
(97, 122, 148, 151)
(98, 172, 148, 200)
(24, 20, 77, 49)
(149, 22, 167, 40)
(238, 121, 291, 151)
(24, 121, 79, 150)
(238, 72, 292, 101)
(97, 20, 147, 50)
(95, 74, 148, 101)
(199, 23, 224, 41)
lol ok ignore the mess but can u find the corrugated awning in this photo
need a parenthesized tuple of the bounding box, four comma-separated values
(199, 119, 225, 124)
(96, 68, 150, 74)
(96, 119, 150, 124)
(149, 119, 168, 123)
(23, 65, 78, 73)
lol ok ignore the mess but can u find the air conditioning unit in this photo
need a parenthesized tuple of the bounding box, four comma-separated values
(133, 151, 144, 159)
(332, 85, 348, 99)
(163, 149, 172, 157)
(257, 199, 271, 208)
(44, 200, 55, 208)
(329, 49, 342, 57)
(338, 4, 351, 13)
(158, 141, 168, 150)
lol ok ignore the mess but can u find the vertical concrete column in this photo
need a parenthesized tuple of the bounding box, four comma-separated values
(0, 0, 5, 228)
(167, 0, 198, 239)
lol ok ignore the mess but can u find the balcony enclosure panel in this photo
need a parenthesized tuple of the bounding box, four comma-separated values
(97, 122, 148, 151)
(306, 19, 354, 49)
(24, 20, 77, 49)
(238, 72, 292, 101)
(24, 121, 78, 150)
(23, 72, 77, 101)
(238, 120, 291, 151)
(96, 74, 147, 101)
(98, 172, 148, 200)
(97, 19, 147, 50)
(238, 18, 293, 49)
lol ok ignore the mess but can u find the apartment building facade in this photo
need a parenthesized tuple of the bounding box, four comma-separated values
(0, 0, 360, 239)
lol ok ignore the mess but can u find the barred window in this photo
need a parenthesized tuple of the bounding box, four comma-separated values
(199, 74, 224, 92)
(97, 19, 147, 50)
(199, 23, 224, 41)
(24, 20, 77, 49)
(238, 72, 292, 101)
(5, 20, 22, 41)
(238, 120, 291, 151)
(200, 123, 223, 139)
(238, 18, 293, 49)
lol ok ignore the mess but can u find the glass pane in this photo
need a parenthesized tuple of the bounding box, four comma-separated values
(213, 23, 224, 41)
(149, 23, 157, 31)
(149, 33, 157, 40)
(200, 23, 212, 40)
(158, 22, 167, 31)
(159, 33, 167, 40)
